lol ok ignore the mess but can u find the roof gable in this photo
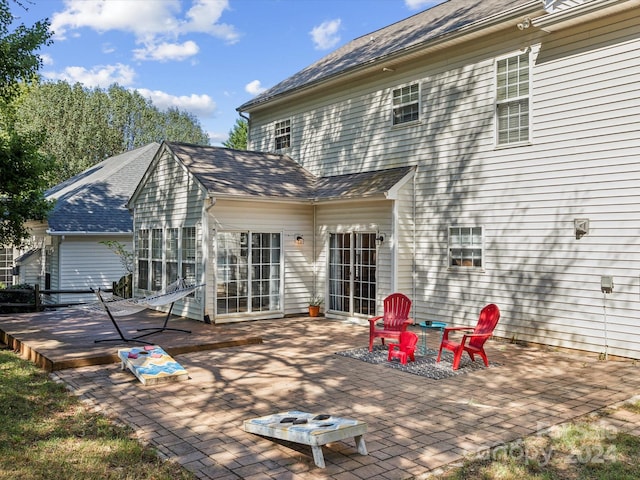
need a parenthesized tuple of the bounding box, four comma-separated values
(45, 143, 160, 234)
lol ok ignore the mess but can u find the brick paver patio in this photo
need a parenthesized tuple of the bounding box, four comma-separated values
(51, 318, 640, 479)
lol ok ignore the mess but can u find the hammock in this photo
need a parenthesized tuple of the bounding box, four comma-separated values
(94, 278, 202, 317)
(90, 278, 205, 345)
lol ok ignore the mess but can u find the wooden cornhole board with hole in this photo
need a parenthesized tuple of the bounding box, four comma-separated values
(117, 345, 188, 385)
(243, 410, 367, 468)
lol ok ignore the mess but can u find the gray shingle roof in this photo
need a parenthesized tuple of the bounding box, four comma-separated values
(46, 143, 159, 234)
(166, 142, 413, 202)
(166, 142, 317, 200)
(238, 0, 541, 111)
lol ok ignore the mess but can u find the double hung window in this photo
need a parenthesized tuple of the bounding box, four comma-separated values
(449, 226, 483, 268)
(392, 83, 419, 125)
(496, 52, 530, 145)
(274, 119, 291, 150)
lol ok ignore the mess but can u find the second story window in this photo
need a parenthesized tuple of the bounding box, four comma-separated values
(275, 119, 291, 150)
(392, 83, 419, 125)
(496, 52, 530, 145)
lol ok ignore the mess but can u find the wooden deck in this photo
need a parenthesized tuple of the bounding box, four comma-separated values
(0, 308, 262, 372)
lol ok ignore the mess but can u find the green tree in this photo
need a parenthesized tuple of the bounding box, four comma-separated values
(0, 0, 53, 246)
(16, 82, 211, 185)
(223, 117, 247, 150)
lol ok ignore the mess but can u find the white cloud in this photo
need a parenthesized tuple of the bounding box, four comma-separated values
(40, 54, 54, 66)
(50, 0, 240, 57)
(404, 0, 445, 11)
(245, 80, 266, 96)
(310, 19, 341, 50)
(43, 63, 136, 88)
(136, 88, 217, 118)
(133, 40, 200, 62)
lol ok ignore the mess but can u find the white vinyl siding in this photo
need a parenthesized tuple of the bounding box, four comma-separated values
(207, 200, 313, 322)
(57, 237, 132, 304)
(133, 149, 206, 320)
(246, 8, 640, 359)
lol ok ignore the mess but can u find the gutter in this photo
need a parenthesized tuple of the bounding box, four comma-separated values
(532, 0, 639, 31)
(46, 230, 131, 236)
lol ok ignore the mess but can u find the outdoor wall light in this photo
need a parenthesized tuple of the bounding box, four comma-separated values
(574, 218, 589, 240)
(295, 234, 304, 246)
(517, 17, 531, 30)
(376, 233, 385, 246)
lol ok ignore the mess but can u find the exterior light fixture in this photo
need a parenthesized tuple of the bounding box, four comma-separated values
(376, 233, 385, 246)
(295, 234, 304, 245)
(517, 17, 531, 30)
(574, 219, 589, 239)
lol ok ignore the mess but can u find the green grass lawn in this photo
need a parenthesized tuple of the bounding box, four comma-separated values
(431, 401, 640, 479)
(0, 349, 195, 480)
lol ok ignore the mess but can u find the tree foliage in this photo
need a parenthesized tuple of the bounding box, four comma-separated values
(223, 117, 247, 150)
(0, 0, 53, 246)
(15, 81, 211, 185)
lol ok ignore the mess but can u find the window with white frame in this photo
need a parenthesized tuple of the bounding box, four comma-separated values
(151, 228, 163, 290)
(449, 226, 483, 268)
(137, 229, 149, 289)
(182, 227, 196, 285)
(166, 228, 179, 284)
(274, 119, 291, 150)
(0, 247, 13, 286)
(137, 226, 197, 291)
(496, 52, 530, 145)
(392, 83, 420, 125)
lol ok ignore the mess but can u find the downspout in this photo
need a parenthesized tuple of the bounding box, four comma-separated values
(238, 111, 251, 149)
(203, 194, 217, 323)
(412, 173, 417, 320)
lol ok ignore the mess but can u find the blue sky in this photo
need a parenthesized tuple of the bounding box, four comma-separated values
(12, 0, 445, 145)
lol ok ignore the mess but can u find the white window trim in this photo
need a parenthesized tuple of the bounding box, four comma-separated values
(494, 50, 532, 148)
(391, 82, 421, 127)
(274, 118, 292, 151)
(447, 225, 485, 271)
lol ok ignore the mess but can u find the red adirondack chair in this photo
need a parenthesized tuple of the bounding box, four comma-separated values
(368, 293, 413, 351)
(387, 331, 419, 365)
(437, 303, 500, 370)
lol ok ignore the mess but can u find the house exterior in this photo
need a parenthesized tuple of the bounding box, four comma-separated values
(128, 0, 640, 360)
(16, 143, 159, 303)
(128, 141, 413, 322)
(229, 0, 640, 359)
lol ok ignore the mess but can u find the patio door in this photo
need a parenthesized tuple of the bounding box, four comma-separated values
(328, 233, 377, 316)
(216, 231, 281, 315)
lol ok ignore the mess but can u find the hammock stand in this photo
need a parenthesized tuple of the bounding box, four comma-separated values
(92, 280, 204, 345)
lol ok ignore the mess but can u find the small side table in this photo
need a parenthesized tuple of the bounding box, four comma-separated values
(418, 321, 447, 355)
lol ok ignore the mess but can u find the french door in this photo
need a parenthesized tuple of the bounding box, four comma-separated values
(328, 233, 377, 316)
(216, 232, 281, 314)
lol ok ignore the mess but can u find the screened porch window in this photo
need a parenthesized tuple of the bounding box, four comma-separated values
(449, 226, 483, 268)
(496, 52, 530, 145)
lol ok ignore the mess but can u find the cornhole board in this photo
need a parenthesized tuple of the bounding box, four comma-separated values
(243, 410, 367, 468)
(117, 345, 188, 385)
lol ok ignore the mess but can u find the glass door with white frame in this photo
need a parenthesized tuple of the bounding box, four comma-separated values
(329, 232, 377, 316)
